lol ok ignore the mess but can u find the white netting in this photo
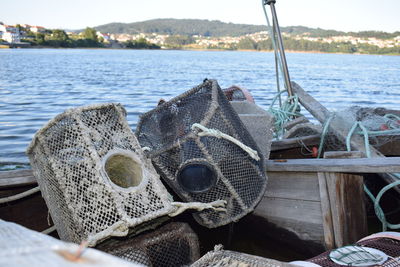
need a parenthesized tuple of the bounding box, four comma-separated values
(26, 103, 176, 246)
(136, 80, 268, 228)
(0, 219, 140, 267)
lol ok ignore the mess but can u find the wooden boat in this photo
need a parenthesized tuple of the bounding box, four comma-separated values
(2, 154, 400, 258)
(2, 84, 400, 261)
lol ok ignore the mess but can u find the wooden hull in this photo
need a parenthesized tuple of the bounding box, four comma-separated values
(2, 155, 400, 257)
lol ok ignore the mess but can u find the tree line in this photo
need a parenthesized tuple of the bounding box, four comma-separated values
(22, 27, 104, 48)
(163, 35, 400, 55)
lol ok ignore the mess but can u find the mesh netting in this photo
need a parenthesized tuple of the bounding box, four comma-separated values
(381, 257, 400, 267)
(97, 222, 200, 266)
(0, 219, 138, 267)
(307, 234, 400, 266)
(317, 106, 400, 156)
(136, 79, 267, 228)
(191, 247, 294, 267)
(26, 103, 175, 246)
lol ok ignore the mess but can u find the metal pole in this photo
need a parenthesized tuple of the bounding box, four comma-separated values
(265, 0, 294, 98)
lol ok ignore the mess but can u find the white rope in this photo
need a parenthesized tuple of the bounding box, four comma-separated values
(169, 200, 227, 217)
(192, 123, 260, 161)
(41, 225, 57, 235)
(0, 186, 40, 204)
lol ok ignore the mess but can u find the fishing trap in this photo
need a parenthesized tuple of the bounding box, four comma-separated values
(97, 222, 200, 266)
(191, 246, 293, 267)
(136, 79, 268, 228)
(27, 103, 178, 246)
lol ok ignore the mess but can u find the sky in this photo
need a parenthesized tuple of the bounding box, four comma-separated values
(1, 0, 399, 33)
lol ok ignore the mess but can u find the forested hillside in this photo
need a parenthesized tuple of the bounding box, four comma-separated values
(94, 19, 400, 39)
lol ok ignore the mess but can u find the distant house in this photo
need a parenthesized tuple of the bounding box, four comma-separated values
(0, 24, 21, 43)
(96, 31, 111, 42)
(30, 26, 46, 33)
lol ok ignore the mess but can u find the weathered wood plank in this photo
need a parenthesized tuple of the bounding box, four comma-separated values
(271, 134, 320, 151)
(322, 172, 367, 247)
(254, 197, 324, 243)
(266, 157, 400, 173)
(317, 172, 335, 250)
(0, 170, 36, 187)
(266, 172, 320, 201)
(323, 151, 364, 159)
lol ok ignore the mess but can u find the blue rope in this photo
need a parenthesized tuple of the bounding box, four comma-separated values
(317, 115, 334, 158)
(268, 92, 302, 139)
(346, 120, 400, 230)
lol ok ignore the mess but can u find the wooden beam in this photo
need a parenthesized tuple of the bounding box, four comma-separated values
(320, 146, 367, 248)
(292, 82, 380, 156)
(317, 172, 335, 249)
(266, 157, 400, 173)
(271, 134, 320, 151)
(0, 170, 36, 188)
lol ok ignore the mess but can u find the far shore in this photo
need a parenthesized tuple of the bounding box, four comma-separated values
(1, 44, 399, 56)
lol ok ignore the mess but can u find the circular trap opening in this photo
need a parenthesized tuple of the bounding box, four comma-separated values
(177, 162, 217, 193)
(104, 152, 143, 188)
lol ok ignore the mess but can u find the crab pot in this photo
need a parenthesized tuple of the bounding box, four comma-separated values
(26, 103, 175, 246)
(191, 248, 292, 267)
(97, 222, 200, 266)
(136, 79, 267, 228)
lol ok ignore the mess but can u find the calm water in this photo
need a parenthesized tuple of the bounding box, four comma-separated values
(0, 49, 399, 169)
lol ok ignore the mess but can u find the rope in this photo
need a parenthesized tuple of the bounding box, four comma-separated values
(41, 225, 57, 235)
(268, 92, 302, 139)
(0, 186, 40, 204)
(346, 120, 400, 230)
(317, 114, 334, 158)
(169, 200, 227, 217)
(346, 122, 372, 158)
(192, 123, 260, 161)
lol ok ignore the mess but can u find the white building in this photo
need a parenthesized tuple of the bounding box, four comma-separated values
(0, 24, 20, 43)
(96, 31, 111, 42)
(30, 26, 45, 33)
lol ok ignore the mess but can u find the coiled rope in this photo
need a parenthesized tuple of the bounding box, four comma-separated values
(268, 92, 302, 139)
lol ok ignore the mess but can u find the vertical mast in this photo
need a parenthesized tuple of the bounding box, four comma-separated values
(264, 0, 294, 98)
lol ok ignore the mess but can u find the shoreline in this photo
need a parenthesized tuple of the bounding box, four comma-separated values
(1, 45, 399, 56)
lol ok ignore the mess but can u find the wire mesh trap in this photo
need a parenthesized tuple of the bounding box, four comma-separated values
(26, 103, 177, 246)
(135, 79, 268, 228)
(97, 222, 200, 267)
(191, 246, 294, 267)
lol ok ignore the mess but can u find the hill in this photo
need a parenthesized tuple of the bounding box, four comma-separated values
(93, 19, 399, 39)
(94, 19, 266, 37)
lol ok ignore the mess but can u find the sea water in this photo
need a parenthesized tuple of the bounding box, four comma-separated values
(0, 49, 399, 169)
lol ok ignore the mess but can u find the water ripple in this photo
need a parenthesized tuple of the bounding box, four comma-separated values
(0, 49, 399, 165)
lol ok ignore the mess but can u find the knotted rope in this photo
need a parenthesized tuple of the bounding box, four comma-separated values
(192, 123, 260, 161)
